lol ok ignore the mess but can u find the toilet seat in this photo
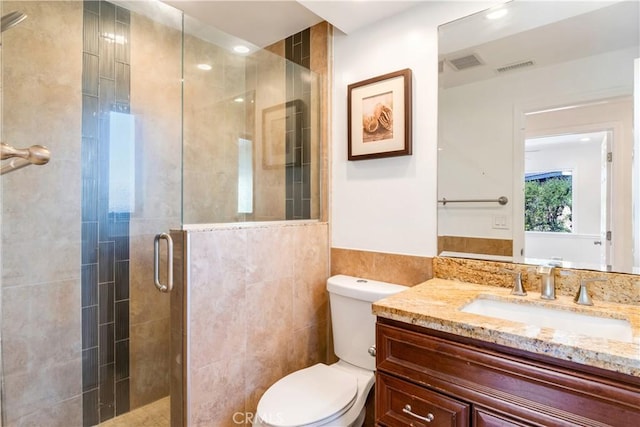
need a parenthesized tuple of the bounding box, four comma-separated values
(256, 363, 358, 427)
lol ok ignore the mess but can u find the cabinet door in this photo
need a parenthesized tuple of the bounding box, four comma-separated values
(377, 373, 469, 427)
(473, 407, 533, 427)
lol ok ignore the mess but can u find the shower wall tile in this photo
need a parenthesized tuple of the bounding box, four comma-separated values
(190, 358, 246, 426)
(98, 241, 115, 283)
(115, 301, 130, 340)
(115, 62, 130, 102)
(85, 1, 100, 15)
(99, 77, 116, 113)
(99, 323, 115, 364)
(2, 279, 82, 374)
(82, 263, 98, 306)
(82, 306, 98, 349)
(99, 282, 115, 324)
(83, 347, 99, 393)
(99, 362, 116, 421)
(246, 225, 295, 283)
(82, 221, 98, 264)
(2, 357, 82, 424)
(245, 278, 293, 361)
(285, 29, 312, 220)
(115, 260, 130, 300)
(99, 2, 116, 79)
(185, 222, 329, 424)
(292, 223, 329, 330)
(115, 379, 131, 416)
(83, 53, 99, 95)
(11, 395, 83, 427)
(115, 21, 130, 63)
(83, 9, 99, 55)
(129, 235, 170, 325)
(130, 317, 171, 408)
(83, 390, 100, 426)
(115, 339, 130, 380)
(82, 95, 99, 138)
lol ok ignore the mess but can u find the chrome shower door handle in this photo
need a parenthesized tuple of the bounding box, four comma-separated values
(154, 232, 173, 293)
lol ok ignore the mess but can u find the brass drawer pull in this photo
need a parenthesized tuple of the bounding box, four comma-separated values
(403, 404, 435, 423)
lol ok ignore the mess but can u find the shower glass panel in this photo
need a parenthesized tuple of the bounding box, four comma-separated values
(1, 1, 183, 425)
(2, 0, 322, 425)
(182, 18, 322, 224)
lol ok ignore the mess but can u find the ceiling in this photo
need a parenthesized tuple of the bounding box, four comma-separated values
(164, 0, 423, 47)
(439, 1, 639, 88)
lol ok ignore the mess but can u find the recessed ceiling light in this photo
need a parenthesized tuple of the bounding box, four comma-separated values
(233, 45, 250, 54)
(234, 97, 244, 103)
(486, 9, 508, 20)
(197, 63, 212, 71)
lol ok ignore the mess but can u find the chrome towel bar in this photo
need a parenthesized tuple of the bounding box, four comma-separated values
(438, 196, 508, 206)
(1, 142, 51, 175)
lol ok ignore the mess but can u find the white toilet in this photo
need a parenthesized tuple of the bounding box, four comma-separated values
(253, 275, 408, 427)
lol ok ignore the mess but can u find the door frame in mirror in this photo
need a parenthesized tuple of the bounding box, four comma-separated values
(513, 87, 634, 271)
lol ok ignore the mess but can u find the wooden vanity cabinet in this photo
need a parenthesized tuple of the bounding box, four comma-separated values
(375, 318, 640, 427)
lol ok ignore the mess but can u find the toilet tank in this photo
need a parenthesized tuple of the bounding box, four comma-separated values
(327, 275, 408, 371)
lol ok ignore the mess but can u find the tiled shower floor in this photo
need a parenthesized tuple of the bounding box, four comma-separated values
(99, 397, 170, 427)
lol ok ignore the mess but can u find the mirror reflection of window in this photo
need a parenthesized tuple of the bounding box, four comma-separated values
(524, 171, 573, 233)
(523, 130, 610, 266)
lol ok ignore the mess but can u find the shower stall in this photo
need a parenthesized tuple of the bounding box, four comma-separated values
(0, 1, 324, 425)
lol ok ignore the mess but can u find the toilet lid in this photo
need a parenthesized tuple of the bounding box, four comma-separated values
(257, 363, 358, 427)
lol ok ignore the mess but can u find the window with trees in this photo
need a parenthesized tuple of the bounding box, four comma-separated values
(524, 171, 573, 232)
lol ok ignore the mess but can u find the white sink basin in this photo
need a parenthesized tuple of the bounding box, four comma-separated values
(461, 297, 634, 342)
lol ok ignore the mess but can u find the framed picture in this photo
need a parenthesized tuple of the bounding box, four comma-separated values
(262, 100, 303, 168)
(347, 68, 412, 160)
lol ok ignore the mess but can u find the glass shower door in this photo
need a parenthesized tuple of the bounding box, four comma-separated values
(1, 1, 183, 425)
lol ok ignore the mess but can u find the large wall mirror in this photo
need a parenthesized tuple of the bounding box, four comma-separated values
(437, 1, 640, 273)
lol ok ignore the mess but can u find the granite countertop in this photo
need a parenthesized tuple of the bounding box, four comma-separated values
(372, 278, 640, 377)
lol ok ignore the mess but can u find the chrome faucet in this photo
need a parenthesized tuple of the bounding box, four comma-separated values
(536, 265, 556, 300)
(502, 269, 526, 296)
(574, 278, 606, 306)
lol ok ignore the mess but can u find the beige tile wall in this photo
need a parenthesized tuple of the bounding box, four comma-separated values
(184, 222, 330, 425)
(331, 248, 433, 286)
(1, 2, 83, 425)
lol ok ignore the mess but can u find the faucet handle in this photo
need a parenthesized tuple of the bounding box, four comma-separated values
(501, 269, 526, 296)
(574, 278, 606, 306)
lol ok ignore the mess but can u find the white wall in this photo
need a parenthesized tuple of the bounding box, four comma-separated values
(331, 1, 497, 256)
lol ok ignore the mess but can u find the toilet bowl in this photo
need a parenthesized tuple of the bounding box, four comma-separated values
(253, 275, 408, 427)
(253, 360, 374, 427)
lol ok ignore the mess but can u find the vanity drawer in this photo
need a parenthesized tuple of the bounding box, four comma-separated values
(377, 372, 469, 427)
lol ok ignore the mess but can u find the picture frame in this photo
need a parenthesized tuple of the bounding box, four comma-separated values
(262, 100, 303, 169)
(347, 68, 412, 160)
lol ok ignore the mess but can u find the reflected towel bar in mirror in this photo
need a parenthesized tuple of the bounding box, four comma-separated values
(438, 196, 508, 206)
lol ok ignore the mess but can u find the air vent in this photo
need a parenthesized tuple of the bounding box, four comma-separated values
(447, 53, 483, 71)
(496, 60, 535, 73)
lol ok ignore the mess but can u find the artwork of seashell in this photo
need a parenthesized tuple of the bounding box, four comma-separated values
(373, 103, 385, 120)
(378, 105, 393, 130)
(363, 115, 379, 133)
